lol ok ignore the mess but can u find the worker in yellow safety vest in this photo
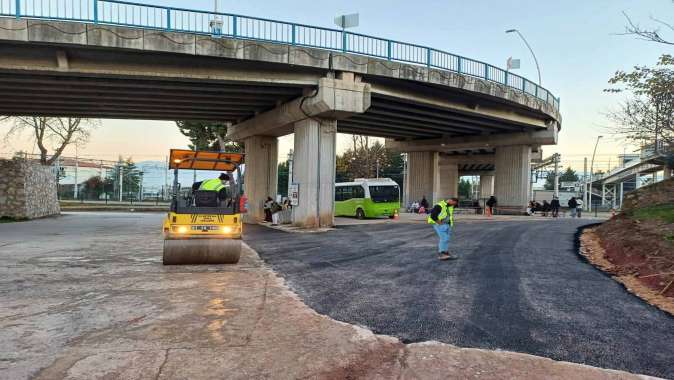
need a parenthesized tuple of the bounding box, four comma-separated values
(198, 173, 230, 199)
(427, 197, 459, 260)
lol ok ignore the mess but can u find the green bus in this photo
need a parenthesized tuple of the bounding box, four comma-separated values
(335, 178, 400, 219)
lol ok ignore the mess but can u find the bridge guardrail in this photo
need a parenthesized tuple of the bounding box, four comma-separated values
(0, 0, 560, 111)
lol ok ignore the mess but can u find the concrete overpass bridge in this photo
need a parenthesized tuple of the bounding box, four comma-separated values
(0, 0, 561, 227)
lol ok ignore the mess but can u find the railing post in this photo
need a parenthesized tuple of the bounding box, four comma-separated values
(387, 40, 392, 60)
(484, 63, 489, 80)
(93, 0, 98, 24)
(457, 57, 462, 73)
(504, 70, 509, 86)
(166, 8, 171, 30)
(535, 85, 539, 99)
(233, 15, 237, 37)
(342, 31, 347, 52)
(522, 79, 526, 92)
(15, 0, 20, 19)
(291, 24, 295, 45)
(426, 48, 432, 68)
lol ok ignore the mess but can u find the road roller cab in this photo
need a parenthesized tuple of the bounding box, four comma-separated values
(162, 149, 246, 265)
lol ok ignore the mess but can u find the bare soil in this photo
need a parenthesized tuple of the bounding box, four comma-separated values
(581, 213, 674, 315)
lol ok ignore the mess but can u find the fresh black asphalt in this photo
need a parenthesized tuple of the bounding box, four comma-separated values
(244, 219, 674, 378)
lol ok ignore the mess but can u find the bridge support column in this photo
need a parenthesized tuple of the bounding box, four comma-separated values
(292, 118, 336, 228)
(438, 162, 459, 199)
(405, 151, 440, 206)
(665, 164, 673, 180)
(480, 175, 494, 198)
(494, 145, 531, 213)
(243, 136, 278, 222)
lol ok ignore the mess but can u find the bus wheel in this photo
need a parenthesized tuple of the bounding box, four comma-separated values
(356, 208, 365, 220)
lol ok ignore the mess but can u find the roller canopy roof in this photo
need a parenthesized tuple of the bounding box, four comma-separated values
(169, 149, 244, 171)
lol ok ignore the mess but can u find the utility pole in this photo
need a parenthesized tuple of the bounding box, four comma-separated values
(119, 165, 124, 202)
(588, 135, 603, 212)
(139, 171, 144, 201)
(376, 158, 380, 179)
(74, 146, 79, 200)
(287, 149, 294, 198)
(553, 153, 560, 198)
(583, 157, 588, 211)
(164, 155, 169, 200)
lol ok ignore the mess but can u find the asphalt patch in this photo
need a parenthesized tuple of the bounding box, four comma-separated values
(245, 220, 674, 378)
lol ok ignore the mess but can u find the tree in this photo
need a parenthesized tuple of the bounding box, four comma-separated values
(83, 176, 105, 200)
(176, 120, 242, 152)
(277, 161, 289, 197)
(2, 117, 97, 165)
(620, 8, 673, 46)
(605, 55, 674, 149)
(106, 157, 142, 200)
(458, 178, 472, 199)
(544, 167, 579, 190)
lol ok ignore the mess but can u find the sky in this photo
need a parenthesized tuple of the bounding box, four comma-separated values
(1, 0, 672, 173)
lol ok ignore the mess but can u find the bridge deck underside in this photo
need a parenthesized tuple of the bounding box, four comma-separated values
(338, 94, 545, 140)
(0, 72, 305, 122)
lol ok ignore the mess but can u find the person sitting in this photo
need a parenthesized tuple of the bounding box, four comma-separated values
(197, 173, 230, 205)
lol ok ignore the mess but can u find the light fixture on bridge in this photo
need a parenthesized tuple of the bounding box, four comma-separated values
(334, 13, 359, 30)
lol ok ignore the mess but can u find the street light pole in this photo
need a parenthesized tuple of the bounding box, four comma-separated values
(588, 135, 603, 213)
(505, 29, 542, 86)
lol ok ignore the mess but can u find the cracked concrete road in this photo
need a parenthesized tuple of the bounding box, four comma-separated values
(0, 212, 661, 379)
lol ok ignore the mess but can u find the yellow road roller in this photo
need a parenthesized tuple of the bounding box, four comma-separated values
(162, 149, 246, 265)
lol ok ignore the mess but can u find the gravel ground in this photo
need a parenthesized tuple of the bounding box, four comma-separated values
(244, 219, 674, 379)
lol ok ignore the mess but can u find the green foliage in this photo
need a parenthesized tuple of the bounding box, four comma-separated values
(605, 54, 674, 148)
(544, 167, 579, 190)
(277, 161, 289, 197)
(106, 156, 142, 200)
(83, 176, 105, 200)
(176, 121, 242, 152)
(631, 203, 674, 224)
(458, 178, 472, 199)
(335, 137, 404, 189)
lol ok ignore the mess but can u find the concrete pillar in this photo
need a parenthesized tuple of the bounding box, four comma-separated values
(292, 118, 336, 228)
(243, 135, 278, 222)
(479, 175, 495, 199)
(438, 162, 459, 199)
(664, 165, 672, 180)
(494, 145, 531, 212)
(405, 151, 440, 206)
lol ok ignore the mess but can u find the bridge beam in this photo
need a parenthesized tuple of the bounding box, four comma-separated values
(386, 126, 557, 153)
(227, 73, 370, 141)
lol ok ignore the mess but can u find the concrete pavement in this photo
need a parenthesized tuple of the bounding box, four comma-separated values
(0, 212, 662, 379)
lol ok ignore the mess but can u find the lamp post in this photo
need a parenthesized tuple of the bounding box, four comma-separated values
(588, 135, 603, 212)
(505, 29, 542, 86)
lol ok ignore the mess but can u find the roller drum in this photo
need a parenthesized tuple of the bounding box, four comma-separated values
(163, 239, 241, 265)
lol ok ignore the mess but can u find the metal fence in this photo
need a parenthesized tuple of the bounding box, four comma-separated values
(0, 0, 560, 110)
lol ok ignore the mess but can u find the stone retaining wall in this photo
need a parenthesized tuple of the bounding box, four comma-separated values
(0, 158, 60, 219)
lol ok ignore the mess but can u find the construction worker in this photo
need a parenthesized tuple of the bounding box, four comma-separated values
(428, 197, 459, 260)
(198, 173, 230, 200)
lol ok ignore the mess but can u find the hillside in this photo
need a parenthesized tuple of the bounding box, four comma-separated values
(582, 178, 674, 314)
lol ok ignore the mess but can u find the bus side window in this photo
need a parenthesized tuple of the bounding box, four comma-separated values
(342, 187, 353, 201)
(335, 187, 343, 201)
(353, 186, 365, 199)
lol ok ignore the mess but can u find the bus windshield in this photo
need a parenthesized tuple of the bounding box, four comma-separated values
(369, 185, 399, 203)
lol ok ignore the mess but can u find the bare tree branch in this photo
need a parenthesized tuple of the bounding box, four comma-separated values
(1, 116, 98, 165)
(621, 11, 674, 45)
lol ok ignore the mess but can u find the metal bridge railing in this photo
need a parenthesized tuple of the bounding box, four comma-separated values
(0, 0, 560, 111)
